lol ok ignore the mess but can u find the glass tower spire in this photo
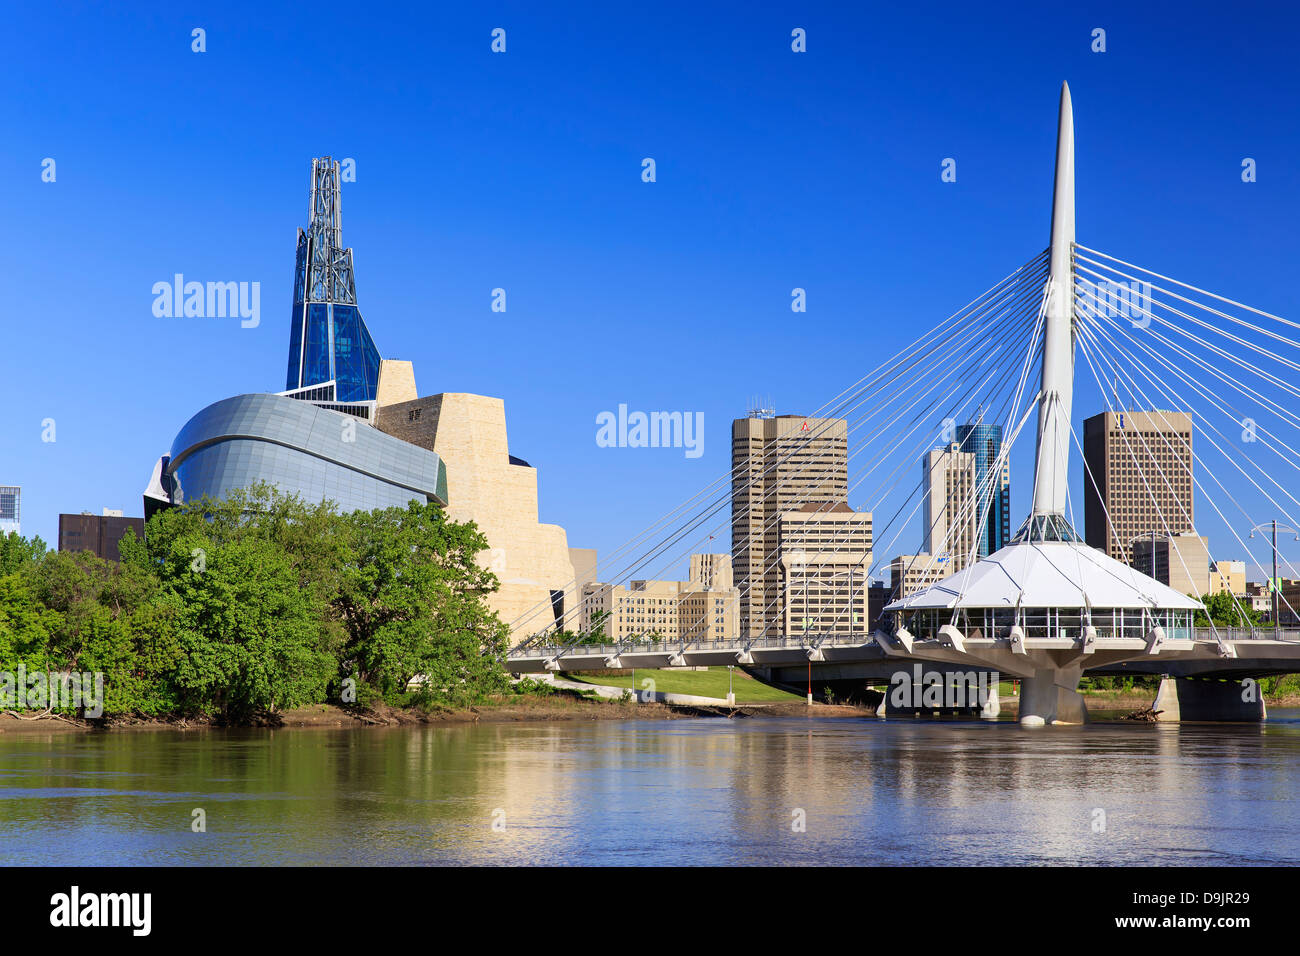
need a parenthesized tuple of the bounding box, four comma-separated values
(285, 157, 381, 403)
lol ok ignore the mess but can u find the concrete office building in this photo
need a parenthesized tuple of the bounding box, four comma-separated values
(922, 444, 977, 572)
(0, 486, 18, 537)
(1213, 560, 1247, 597)
(1083, 410, 1194, 562)
(731, 412, 848, 639)
(1130, 532, 1213, 598)
(1246, 581, 1274, 617)
(579, 555, 740, 642)
(891, 553, 948, 599)
(778, 501, 872, 638)
(149, 157, 585, 637)
(58, 510, 146, 563)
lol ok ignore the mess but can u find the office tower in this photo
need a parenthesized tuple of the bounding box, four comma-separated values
(0, 486, 18, 536)
(731, 413, 848, 639)
(285, 157, 382, 404)
(922, 444, 977, 571)
(1083, 410, 1194, 562)
(778, 501, 872, 638)
(955, 421, 1011, 557)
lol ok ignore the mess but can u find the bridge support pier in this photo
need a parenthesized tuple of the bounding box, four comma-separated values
(1152, 677, 1267, 722)
(1017, 667, 1087, 727)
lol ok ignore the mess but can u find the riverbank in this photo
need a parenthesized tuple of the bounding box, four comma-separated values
(4, 686, 1295, 736)
(0, 692, 879, 735)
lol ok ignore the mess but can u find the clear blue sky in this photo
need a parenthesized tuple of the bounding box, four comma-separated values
(3, 1, 1298, 581)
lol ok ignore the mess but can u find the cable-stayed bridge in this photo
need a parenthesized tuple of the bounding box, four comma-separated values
(504, 84, 1300, 724)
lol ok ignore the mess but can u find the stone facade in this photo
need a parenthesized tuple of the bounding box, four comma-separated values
(376, 391, 579, 637)
(778, 501, 872, 638)
(579, 554, 740, 642)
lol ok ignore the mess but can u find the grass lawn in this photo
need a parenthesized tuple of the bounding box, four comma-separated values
(563, 667, 801, 703)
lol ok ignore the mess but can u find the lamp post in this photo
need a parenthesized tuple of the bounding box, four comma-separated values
(1249, 521, 1299, 629)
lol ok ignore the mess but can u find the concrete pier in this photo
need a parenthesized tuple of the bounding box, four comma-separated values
(1152, 677, 1267, 722)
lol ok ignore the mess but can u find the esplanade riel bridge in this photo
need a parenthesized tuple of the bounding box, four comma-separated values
(505, 84, 1300, 725)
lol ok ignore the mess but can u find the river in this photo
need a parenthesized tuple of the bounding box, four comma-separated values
(3, 712, 1299, 865)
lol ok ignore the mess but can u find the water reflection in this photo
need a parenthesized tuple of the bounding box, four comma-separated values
(0, 713, 1297, 865)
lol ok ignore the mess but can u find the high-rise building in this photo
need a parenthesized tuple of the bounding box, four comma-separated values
(284, 157, 382, 405)
(1083, 410, 1194, 562)
(731, 414, 848, 639)
(922, 444, 977, 571)
(778, 501, 872, 638)
(955, 422, 1010, 557)
(0, 486, 19, 537)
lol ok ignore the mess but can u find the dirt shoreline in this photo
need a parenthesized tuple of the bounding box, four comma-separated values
(0, 696, 878, 736)
(3, 691, 1296, 736)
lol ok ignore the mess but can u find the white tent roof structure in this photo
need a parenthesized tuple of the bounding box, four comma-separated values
(884, 540, 1204, 612)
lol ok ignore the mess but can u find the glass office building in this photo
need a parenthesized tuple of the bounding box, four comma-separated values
(164, 394, 447, 513)
(0, 486, 19, 536)
(956, 422, 1010, 558)
(284, 157, 382, 403)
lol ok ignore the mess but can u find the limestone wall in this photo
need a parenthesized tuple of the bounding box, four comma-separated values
(376, 392, 579, 637)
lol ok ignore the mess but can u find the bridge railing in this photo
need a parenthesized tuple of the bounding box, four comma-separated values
(509, 626, 1300, 660)
(1195, 627, 1300, 643)
(508, 633, 868, 659)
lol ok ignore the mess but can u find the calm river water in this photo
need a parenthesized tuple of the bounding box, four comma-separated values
(3, 713, 1299, 866)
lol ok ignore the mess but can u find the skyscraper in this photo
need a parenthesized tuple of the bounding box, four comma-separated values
(731, 414, 848, 639)
(0, 486, 19, 537)
(922, 444, 977, 571)
(955, 421, 1010, 557)
(284, 157, 382, 404)
(1083, 410, 1194, 562)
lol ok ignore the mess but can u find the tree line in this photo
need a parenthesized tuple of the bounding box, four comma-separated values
(0, 484, 510, 723)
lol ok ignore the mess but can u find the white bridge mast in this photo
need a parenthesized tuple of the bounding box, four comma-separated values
(1026, 82, 1076, 536)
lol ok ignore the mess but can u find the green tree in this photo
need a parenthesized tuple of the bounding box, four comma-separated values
(1193, 590, 1262, 629)
(0, 531, 48, 577)
(126, 486, 340, 721)
(333, 500, 508, 705)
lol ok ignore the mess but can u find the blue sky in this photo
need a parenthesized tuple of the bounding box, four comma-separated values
(3, 1, 1298, 582)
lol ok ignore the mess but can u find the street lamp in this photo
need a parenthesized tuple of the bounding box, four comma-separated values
(1249, 521, 1299, 628)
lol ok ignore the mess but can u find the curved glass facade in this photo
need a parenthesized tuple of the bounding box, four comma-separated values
(168, 394, 447, 514)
